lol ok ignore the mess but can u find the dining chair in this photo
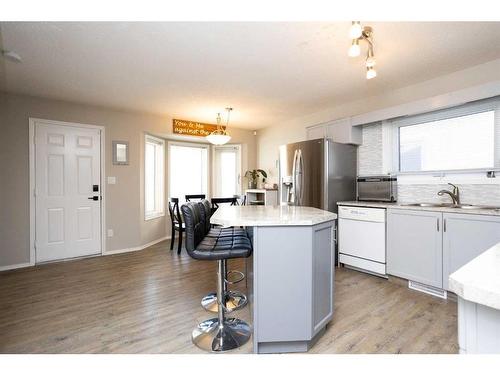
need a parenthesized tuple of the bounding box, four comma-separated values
(168, 197, 185, 254)
(211, 197, 238, 215)
(233, 194, 246, 206)
(185, 194, 206, 202)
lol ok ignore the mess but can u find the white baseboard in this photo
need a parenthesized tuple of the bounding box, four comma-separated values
(0, 236, 171, 272)
(0, 261, 35, 272)
(104, 236, 170, 256)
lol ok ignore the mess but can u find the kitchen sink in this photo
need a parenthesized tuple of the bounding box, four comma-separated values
(401, 203, 500, 210)
(401, 203, 452, 207)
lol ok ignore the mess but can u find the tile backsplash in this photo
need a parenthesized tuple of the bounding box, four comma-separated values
(398, 184, 500, 206)
(358, 123, 500, 206)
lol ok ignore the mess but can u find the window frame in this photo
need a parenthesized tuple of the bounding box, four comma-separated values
(144, 134, 165, 221)
(392, 97, 500, 175)
(167, 141, 210, 203)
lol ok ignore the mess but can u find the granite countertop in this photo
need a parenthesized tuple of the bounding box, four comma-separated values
(449, 242, 500, 310)
(210, 205, 337, 227)
(337, 201, 500, 216)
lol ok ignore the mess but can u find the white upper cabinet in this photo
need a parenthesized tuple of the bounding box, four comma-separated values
(306, 124, 326, 140)
(306, 118, 362, 145)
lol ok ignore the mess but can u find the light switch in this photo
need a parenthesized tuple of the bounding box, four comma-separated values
(107, 229, 114, 237)
(107, 176, 116, 184)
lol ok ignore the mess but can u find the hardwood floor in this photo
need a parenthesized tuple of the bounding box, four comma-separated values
(0, 241, 458, 354)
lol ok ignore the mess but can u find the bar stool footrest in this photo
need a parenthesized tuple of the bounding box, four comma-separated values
(225, 270, 245, 284)
(201, 290, 247, 313)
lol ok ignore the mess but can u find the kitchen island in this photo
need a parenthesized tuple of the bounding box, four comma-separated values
(211, 205, 336, 354)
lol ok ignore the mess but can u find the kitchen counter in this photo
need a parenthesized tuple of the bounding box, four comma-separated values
(449, 242, 500, 310)
(449, 242, 500, 353)
(338, 201, 500, 216)
(211, 205, 336, 354)
(211, 205, 337, 227)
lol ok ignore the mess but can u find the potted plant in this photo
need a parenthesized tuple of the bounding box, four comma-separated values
(244, 169, 267, 189)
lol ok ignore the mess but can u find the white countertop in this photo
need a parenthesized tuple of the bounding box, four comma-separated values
(449, 242, 500, 310)
(338, 201, 500, 216)
(210, 205, 337, 227)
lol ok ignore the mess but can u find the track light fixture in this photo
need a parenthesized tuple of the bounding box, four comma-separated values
(348, 22, 377, 79)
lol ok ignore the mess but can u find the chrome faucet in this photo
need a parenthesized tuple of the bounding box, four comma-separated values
(438, 183, 460, 205)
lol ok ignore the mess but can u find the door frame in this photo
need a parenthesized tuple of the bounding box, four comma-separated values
(29, 118, 106, 265)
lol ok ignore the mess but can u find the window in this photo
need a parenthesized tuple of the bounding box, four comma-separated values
(168, 142, 208, 202)
(145, 135, 165, 220)
(213, 145, 241, 197)
(395, 99, 500, 173)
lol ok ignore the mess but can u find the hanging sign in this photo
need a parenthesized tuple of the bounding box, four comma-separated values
(172, 118, 224, 137)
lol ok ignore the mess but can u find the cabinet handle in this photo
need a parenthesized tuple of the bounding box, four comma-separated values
(443, 218, 446, 232)
(437, 218, 440, 232)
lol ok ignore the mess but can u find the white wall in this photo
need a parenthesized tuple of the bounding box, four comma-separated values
(257, 58, 500, 184)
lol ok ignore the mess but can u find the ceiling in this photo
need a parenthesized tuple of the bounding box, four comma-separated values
(2, 22, 500, 129)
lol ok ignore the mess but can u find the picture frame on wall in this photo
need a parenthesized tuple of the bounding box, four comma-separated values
(112, 141, 129, 165)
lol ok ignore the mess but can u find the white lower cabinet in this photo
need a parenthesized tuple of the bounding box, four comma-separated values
(387, 209, 443, 288)
(388, 209, 500, 291)
(442, 213, 500, 290)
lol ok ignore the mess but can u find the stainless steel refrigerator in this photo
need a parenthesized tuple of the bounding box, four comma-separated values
(279, 138, 357, 214)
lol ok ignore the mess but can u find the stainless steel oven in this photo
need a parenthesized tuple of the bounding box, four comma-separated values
(357, 175, 397, 202)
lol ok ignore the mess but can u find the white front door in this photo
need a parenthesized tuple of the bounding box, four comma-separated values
(35, 121, 102, 262)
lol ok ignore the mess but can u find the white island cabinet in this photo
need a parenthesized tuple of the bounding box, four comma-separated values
(449, 242, 500, 354)
(211, 205, 336, 354)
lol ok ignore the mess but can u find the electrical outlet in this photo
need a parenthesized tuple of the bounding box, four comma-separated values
(107, 176, 116, 184)
(107, 229, 114, 238)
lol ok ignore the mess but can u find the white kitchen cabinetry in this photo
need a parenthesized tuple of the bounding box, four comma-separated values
(326, 118, 362, 145)
(306, 125, 326, 140)
(387, 209, 443, 288)
(306, 118, 362, 145)
(442, 213, 500, 290)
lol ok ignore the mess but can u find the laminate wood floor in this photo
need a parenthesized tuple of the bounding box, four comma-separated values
(0, 240, 459, 354)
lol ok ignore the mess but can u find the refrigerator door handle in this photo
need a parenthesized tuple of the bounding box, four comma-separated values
(291, 149, 298, 205)
(297, 149, 304, 206)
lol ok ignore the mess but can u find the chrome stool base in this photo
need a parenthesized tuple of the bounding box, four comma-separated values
(192, 317, 251, 352)
(201, 291, 247, 313)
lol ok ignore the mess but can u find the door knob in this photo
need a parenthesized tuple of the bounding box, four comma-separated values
(88, 196, 99, 201)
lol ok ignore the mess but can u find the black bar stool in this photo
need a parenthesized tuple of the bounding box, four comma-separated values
(181, 201, 252, 352)
(168, 198, 184, 254)
(185, 194, 206, 202)
(198, 199, 247, 313)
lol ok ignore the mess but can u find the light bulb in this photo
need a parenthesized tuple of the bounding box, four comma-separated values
(348, 40, 360, 57)
(349, 22, 362, 39)
(366, 67, 377, 80)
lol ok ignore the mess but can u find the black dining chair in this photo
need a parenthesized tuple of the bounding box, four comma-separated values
(185, 194, 206, 202)
(211, 197, 238, 215)
(168, 197, 185, 254)
(233, 194, 246, 206)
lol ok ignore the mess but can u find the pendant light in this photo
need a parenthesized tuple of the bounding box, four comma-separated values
(206, 107, 232, 145)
